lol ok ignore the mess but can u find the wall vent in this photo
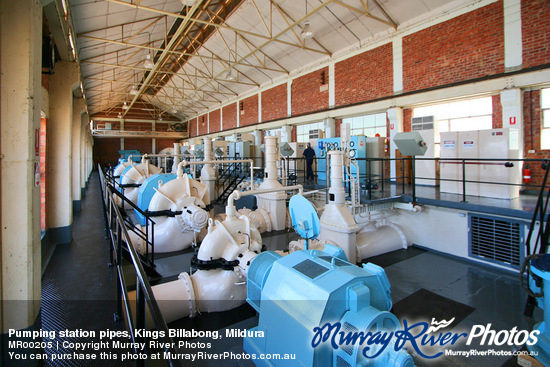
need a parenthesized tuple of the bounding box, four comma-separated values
(411, 115, 435, 131)
(469, 214, 523, 268)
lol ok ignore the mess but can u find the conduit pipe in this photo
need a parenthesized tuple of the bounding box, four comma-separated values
(226, 185, 303, 218)
(176, 159, 254, 183)
(143, 212, 263, 324)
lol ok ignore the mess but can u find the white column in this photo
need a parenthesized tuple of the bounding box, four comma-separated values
(72, 98, 84, 212)
(393, 36, 404, 93)
(258, 92, 263, 122)
(287, 80, 292, 117)
(1, 0, 42, 331)
(388, 107, 404, 180)
(48, 61, 80, 245)
(504, 0, 522, 70)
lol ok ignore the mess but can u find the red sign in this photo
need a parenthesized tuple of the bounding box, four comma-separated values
(35, 129, 40, 157)
(510, 117, 516, 125)
(360, 140, 364, 146)
(390, 123, 395, 130)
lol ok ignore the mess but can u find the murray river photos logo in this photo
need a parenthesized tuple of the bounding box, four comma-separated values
(311, 317, 540, 360)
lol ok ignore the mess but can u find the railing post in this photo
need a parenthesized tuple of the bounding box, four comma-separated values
(136, 281, 146, 367)
(412, 157, 416, 204)
(462, 159, 467, 202)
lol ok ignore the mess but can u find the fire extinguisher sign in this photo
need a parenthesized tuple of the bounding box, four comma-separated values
(510, 117, 516, 125)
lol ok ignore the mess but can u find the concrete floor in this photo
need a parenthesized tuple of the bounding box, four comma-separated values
(38, 173, 544, 366)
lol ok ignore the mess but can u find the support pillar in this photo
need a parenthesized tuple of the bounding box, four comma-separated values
(80, 113, 89, 197)
(0, 0, 43, 333)
(388, 107, 404, 181)
(72, 98, 84, 212)
(48, 60, 79, 245)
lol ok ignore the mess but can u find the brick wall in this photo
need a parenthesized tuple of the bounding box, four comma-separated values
(522, 0, 550, 68)
(156, 139, 179, 152)
(239, 94, 259, 127)
(261, 84, 287, 121)
(335, 43, 393, 107)
(492, 95, 503, 129)
(189, 118, 197, 137)
(198, 114, 208, 135)
(223, 103, 238, 130)
(94, 138, 122, 167)
(403, 109, 412, 132)
(291, 67, 329, 116)
(209, 109, 221, 133)
(124, 138, 153, 153)
(403, 2, 504, 92)
(522, 89, 550, 187)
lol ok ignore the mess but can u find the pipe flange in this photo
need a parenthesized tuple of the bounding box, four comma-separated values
(191, 254, 220, 270)
(178, 272, 196, 318)
(258, 208, 272, 232)
(220, 258, 240, 270)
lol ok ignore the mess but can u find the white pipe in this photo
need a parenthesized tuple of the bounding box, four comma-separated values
(177, 159, 254, 183)
(172, 143, 181, 173)
(226, 185, 303, 217)
(264, 136, 278, 181)
(328, 150, 346, 204)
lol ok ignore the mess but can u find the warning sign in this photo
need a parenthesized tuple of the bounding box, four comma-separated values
(463, 141, 475, 149)
(443, 140, 456, 149)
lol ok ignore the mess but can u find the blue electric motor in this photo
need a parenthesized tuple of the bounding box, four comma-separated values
(134, 173, 177, 225)
(244, 245, 413, 367)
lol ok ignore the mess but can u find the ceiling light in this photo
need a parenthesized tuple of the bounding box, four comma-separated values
(118, 113, 122, 119)
(225, 68, 235, 81)
(129, 85, 138, 95)
(144, 54, 154, 69)
(171, 106, 179, 114)
(122, 102, 129, 110)
(300, 21, 314, 39)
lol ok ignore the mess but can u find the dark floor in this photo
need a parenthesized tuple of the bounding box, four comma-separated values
(38, 173, 544, 366)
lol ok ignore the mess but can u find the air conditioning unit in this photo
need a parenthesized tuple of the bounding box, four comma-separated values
(309, 129, 324, 139)
(411, 115, 435, 131)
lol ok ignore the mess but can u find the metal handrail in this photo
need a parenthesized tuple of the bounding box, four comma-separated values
(99, 165, 184, 367)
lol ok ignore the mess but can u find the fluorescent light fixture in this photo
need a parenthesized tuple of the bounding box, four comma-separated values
(144, 54, 154, 69)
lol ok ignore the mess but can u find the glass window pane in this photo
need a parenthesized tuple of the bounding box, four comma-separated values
(375, 113, 387, 125)
(469, 97, 492, 116)
(542, 89, 550, 109)
(375, 126, 386, 137)
(542, 129, 550, 150)
(436, 104, 451, 120)
(449, 100, 470, 119)
(413, 106, 432, 117)
(364, 115, 375, 128)
(438, 120, 450, 133)
(544, 110, 550, 128)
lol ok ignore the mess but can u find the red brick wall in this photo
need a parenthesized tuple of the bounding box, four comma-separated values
(523, 89, 550, 187)
(335, 44, 393, 107)
(189, 118, 197, 137)
(198, 114, 208, 135)
(261, 84, 287, 121)
(124, 138, 153, 153)
(522, 0, 550, 68)
(223, 103, 238, 130)
(209, 109, 221, 133)
(403, 2, 504, 92)
(94, 138, 122, 166)
(156, 139, 178, 152)
(239, 94, 259, 127)
(403, 109, 412, 132)
(492, 94, 503, 129)
(291, 67, 329, 116)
